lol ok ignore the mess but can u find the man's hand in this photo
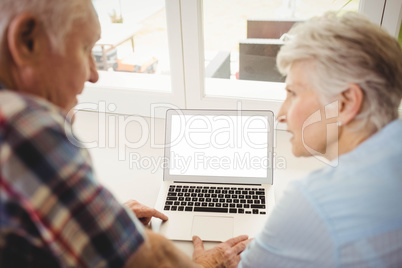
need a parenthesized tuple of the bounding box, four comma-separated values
(192, 235, 249, 268)
(124, 199, 168, 225)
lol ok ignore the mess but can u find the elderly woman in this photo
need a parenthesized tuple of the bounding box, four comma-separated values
(239, 12, 402, 267)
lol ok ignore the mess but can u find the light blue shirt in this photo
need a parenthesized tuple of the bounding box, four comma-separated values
(240, 120, 402, 267)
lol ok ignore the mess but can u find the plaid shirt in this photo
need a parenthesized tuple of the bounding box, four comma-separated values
(0, 86, 145, 267)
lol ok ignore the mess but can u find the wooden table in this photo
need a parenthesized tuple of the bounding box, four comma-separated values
(95, 23, 142, 70)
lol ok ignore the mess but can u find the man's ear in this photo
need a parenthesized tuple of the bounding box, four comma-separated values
(339, 83, 364, 125)
(7, 13, 43, 67)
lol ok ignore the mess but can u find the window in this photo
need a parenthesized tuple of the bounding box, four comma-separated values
(80, 0, 401, 119)
(81, 0, 186, 116)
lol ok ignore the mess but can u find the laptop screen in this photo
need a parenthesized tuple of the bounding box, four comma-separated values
(164, 110, 274, 185)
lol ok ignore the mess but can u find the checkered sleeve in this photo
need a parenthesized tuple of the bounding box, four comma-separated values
(1, 96, 145, 267)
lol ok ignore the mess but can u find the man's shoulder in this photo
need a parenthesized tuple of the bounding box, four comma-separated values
(0, 90, 69, 133)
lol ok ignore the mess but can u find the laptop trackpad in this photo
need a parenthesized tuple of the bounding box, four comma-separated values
(192, 216, 234, 242)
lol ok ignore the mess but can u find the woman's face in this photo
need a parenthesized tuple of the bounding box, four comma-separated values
(277, 61, 339, 159)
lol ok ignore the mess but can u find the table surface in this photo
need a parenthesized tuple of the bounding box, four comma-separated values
(96, 23, 142, 47)
(73, 110, 325, 255)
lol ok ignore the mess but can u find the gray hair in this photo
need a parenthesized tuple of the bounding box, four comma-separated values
(0, 0, 93, 51)
(277, 11, 402, 132)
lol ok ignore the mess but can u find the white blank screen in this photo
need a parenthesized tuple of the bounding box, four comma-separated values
(169, 115, 269, 178)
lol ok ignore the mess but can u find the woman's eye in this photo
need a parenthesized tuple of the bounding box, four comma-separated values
(286, 89, 296, 97)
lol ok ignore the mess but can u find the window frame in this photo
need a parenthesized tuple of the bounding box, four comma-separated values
(79, 0, 401, 120)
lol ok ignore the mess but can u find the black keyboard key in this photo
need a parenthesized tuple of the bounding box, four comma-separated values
(237, 204, 242, 208)
(164, 206, 170, 210)
(260, 211, 266, 215)
(208, 203, 214, 207)
(185, 197, 191, 201)
(165, 201, 173, 205)
(244, 204, 250, 208)
(174, 201, 180, 205)
(181, 202, 187, 206)
(238, 209, 245, 214)
(195, 202, 201, 206)
(193, 207, 228, 213)
(178, 197, 184, 201)
(245, 211, 251, 214)
(223, 203, 228, 207)
(251, 204, 266, 209)
(229, 208, 237, 213)
(188, 202, 194, 206)
(230, 204, 236, 208)
(254, 200, 261, 204)
(168, 192, 177, 196)
(240, 200, 246, 204)
(167, 197, 177, 201)
(178, 206, 185, 211)
(185, 207, 193, 212)
(171, 206, 177, 211)
(202, 203, 208, 207)
(216, 203, 222, 207)
(256, 191, 265, 195)
(253, 209, 259, 214)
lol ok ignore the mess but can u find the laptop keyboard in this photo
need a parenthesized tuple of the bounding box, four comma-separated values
(164, 185, 266, 215)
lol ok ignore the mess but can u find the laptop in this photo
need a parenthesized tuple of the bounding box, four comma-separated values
(151, 109, 275, 242)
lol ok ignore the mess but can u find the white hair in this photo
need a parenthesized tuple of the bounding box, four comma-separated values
(0, 0, 93, 51)
(277, 11, 402, 132)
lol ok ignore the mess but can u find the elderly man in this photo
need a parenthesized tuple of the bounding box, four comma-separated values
(0, 0, 247, 267)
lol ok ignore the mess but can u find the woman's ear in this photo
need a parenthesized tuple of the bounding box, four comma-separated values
(339, 83, 364, 125)
(7, 13, 43, 67)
